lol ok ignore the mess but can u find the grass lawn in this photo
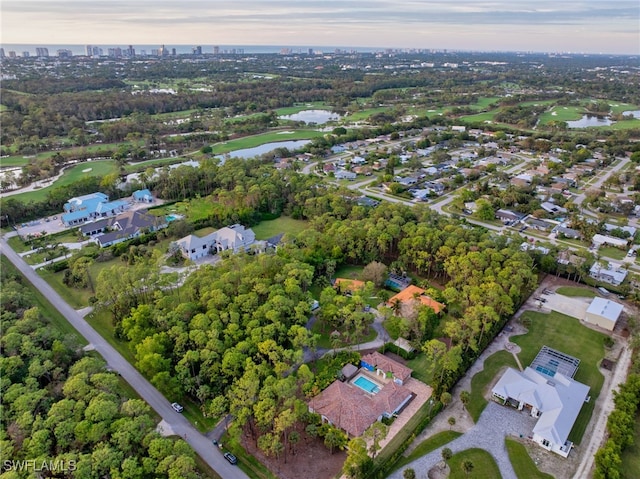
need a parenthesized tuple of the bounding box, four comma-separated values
(343, 107, 389, 122)
(598, 246, 627, 260)
(555, 286, 597, 298)
(468, 350, 518, 422)
(459, 110, 499, 123)
(7, 235, 33, 252)
(512, 310, 606, 444)
(311, 319, 377, 349)
(334, 264, 365, 279)
(23, 246, 69, 265)
(621, 410, 640, 478)
(209, 129, 325, 154)
(538, 106, 584, 125)
(393, 430, 462, 471)
(505, 438, 554, 479)
(9, 160, 118, 203)
(448, 448, 502, 479)
(251, 216, 308, 240)
(609, 102, 639, 115)
(407, 352, 436, 386)
(38, 268, 93, 309)
(1, 256, 87, 345)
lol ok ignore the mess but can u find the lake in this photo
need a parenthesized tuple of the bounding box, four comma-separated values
(219, 140, 312, 160)
(279, 110, 341, 124)
(566, 115, 614, 128)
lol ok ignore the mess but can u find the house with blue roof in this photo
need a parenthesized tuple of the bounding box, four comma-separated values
(62, 192, 130, 227)
(132, 189, 154, 203)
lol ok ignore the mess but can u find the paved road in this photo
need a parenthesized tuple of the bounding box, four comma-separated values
(0, 239, 249, 479)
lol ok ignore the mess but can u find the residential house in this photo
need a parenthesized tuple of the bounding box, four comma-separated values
(496, 209, 525, 223)
(62, 193, 130, 226)
(174, 224, 256, 261)
(591, 234, 628, 249)
(525, 218, 555, 232)
(492, 366, 589, 457)
(93, 210, 168, 247)
(356, 196, 379, 207)
(335, 170, 357, 181)
(132, 189, 153, 203)
(584, 297, 623, 331)
(308, 375, 413, 437)
(395, 176, 418, 187)
(387, 285, 445, 315)
(552, 225, 581, 239)
(540, 202, 567, 215)
(589, 262, 627, 286)
(361, 352, 412, 385)
(603, 224, 636, 238)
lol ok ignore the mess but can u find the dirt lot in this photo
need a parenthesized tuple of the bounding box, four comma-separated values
(242, 428, 346, 479)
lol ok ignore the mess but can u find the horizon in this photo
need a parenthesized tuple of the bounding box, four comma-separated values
(1, 1, 638, 56)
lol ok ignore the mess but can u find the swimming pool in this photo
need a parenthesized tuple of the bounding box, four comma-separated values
(353, 375, 381, 394)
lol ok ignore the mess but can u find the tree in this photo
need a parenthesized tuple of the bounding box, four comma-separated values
(363, 422, 388, 459)
(448, 416, 456, 430)
(362, 261, 388, 287)
(342, 438, 373, 479)
(460, 391, 470, 410)
(462, 459, 474, 475)
(403, 468, 416, 479)
(442, 447, 453, 462)
(441, 392, 452, 408)
(475, 199, 495, 221)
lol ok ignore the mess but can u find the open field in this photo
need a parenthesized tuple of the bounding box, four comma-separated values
(512, 310, 606, 444)
(538, 106, 584, 125)
(468, 350, 519, 422)
(251, 216, 308, 240)
(505, 438, 554, 479)
(448, 448, 502, 479)
(343, 107, 390, 122)
(275, 102, 331, 116)
(8, 160, 118, 203)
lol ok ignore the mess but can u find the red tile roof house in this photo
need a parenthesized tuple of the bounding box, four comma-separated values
(308, 354, 415, 437)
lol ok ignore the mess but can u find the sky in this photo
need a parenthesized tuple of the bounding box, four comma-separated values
(1, 0, 639, 55)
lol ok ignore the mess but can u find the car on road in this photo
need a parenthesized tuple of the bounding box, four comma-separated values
(171, 402, 184, 413)
(223, 452, 237, 465)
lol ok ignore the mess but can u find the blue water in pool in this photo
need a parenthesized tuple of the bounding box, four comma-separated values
(353, 376, 380, 394)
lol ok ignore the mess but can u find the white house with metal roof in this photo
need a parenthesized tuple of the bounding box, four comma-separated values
(584, 297, 623, 331)
(174, 224, 256, 260)
(492, 367, 590, 457)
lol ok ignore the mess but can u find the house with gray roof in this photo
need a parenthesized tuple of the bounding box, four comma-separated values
(584, 297, 623, 331)
(589, 262, 628, 286)
(174, 224, 256, 261)
(492, 363, 590, 457)
(62, 192, 130, 226)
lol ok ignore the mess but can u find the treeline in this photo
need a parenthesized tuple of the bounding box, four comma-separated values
(0, 261, 204, 479)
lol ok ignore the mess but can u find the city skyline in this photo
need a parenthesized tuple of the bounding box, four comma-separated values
(1, 1, 639, 55)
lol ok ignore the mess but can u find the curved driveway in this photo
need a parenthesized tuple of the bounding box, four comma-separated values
(0, 239, 249, 479)
(387, 401, 537, 479)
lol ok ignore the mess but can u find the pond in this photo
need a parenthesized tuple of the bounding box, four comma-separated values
(279, 109, 341, 124)
(566, 115, 614, 128)
(622, 110, 640, 119)
(218, 140, 312, 160)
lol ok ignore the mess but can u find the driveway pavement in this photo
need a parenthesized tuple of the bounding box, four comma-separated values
(387, 402, 537, 479)
(543, 293, 591, 320)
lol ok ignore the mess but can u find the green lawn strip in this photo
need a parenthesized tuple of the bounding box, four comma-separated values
(251, 216, 309, 240)
(609, 102, 639, 115)
(7, 235, 32, 252)
(393, 431, 462, 471)
(620, 409, 640, 478)
(459, 110, 499, 123)
(209, 130, 325, 154)
(555, 286, 597, 298)
(38, 268, 93, 309)
(1, 255, 87, 345)
(23, 247, 69, 265)
(505, 438, 554, 479)
(343, 107, 389, 122)
(512, 311, 605, 444)
(468, 351, 518, 422)
(9, 160, 118, 203)
(448, 448, 502, 479)
(598, 246, 627, 260)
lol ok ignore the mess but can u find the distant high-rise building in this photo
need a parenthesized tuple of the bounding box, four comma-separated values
(213, 46, 219, 55)
(35, 47, 49, 57)
(0, 48, 5, 59)
(91, 46, 103, 57)
(107, 47, 122, 58)
(171, 48, 176, 56)
(57, 49, 73, 58)
(193, 46, 202, 55)
(125, 45, 135, 57)
(86, 45, 93, 56)
(9, 51, 16, 58)
(22, 51, 30, 58)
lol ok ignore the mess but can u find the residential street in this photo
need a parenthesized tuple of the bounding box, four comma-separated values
(0, 239, 250, 479)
